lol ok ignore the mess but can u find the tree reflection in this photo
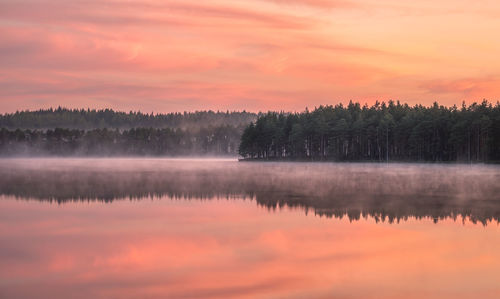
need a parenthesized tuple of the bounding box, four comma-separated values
(1, 161, 499, 225)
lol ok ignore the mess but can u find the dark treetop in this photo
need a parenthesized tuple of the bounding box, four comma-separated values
(239, 101, 500, 162)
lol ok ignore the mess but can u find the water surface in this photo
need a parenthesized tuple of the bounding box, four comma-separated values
(1, 159, 499, 298)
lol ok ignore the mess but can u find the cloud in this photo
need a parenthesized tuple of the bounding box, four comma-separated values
(0, 0, 313, 29)
(1, 0, 500, 112)
(262, 0, 356, 9)
(420, 77, 500, 99)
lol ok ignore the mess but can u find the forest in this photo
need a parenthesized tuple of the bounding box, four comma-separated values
(0, 108, 256, 156)
(239, 101, 500, 162)
(0, 107, 256, 130)
(0, 126, 242, 156)
(1, 102, 499, 159)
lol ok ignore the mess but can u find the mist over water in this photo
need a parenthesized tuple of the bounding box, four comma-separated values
(1, 158, 499, 225)
(1, 158, 500, 299)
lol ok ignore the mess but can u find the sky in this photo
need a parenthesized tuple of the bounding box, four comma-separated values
(1, 0, 500, 113)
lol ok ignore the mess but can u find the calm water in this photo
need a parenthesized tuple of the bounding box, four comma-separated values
(1, 159, 500, 299)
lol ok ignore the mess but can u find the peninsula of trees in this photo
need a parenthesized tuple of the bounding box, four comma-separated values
(239, 101, 500, 162)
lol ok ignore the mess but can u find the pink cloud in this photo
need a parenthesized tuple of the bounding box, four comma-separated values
(421, 77, 500, 100)
(263, 0, 356, 9)
(1, 0, 499, 112)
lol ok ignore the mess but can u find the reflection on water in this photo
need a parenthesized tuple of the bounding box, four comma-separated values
(1, 159, 499, 224)
(1, 159, 500, 299)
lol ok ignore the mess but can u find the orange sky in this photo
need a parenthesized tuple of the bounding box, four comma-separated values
(1, 0, 500, 112)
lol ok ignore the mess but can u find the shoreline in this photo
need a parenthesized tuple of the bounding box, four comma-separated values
(238, 157, 500, 164)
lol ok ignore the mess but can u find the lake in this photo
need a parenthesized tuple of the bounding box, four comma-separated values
(1, 158, 499, 298)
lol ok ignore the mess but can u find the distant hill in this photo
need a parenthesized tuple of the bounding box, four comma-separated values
(0, 108, 257, 130)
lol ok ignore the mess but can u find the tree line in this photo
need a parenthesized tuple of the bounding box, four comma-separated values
(0, 126, 242, 156)
(239, 100, 500, 162)
(0, 107, 257, 156)
(0, 107, 256, 130)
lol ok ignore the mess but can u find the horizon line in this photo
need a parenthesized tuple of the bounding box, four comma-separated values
(1, 99, 499, 116)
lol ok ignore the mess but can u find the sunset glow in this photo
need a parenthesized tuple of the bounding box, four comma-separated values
(1, 0, 500, 112)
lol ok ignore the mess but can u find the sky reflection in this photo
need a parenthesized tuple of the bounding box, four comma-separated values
(1, 197, 500, 299)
